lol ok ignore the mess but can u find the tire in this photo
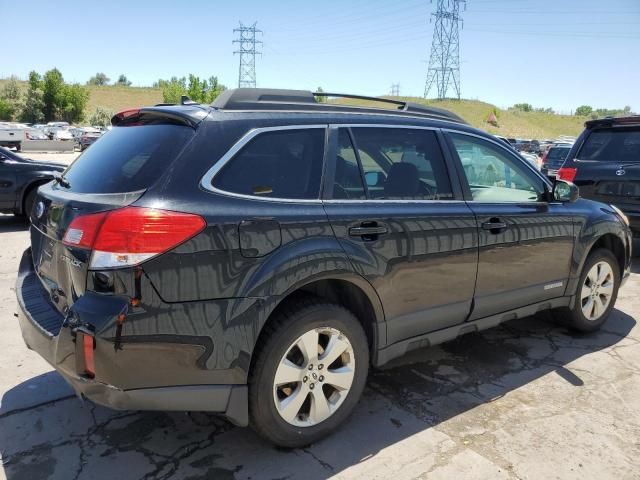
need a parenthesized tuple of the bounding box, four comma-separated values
(21, 188, 38, 222)
(555, 248, 620, 332)
(249, 295, 369, 448)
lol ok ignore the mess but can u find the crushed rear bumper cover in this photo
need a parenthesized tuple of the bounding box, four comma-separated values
(15, 248, 248, 426)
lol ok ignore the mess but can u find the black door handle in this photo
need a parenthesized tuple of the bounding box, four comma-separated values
(482, 218, 508, 233)
(349, 223, 388, 240)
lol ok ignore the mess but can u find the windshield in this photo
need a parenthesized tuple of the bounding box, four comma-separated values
(63, 124, 194, 193)
(579, 128, 640, 162)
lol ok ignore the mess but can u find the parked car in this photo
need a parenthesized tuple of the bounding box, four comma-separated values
(558, 115, 640, 236)
(25, 130, 49, 140)
(16, 89, 632, 448)
(73, 127, 103, 151)
(541, 143, 573, 178)
(51, 129, 74, 141)
(0, 123, 24, 151)
(0, 146, 66, 218)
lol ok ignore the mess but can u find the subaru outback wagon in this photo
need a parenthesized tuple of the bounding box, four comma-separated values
(16, 89, 632, 447)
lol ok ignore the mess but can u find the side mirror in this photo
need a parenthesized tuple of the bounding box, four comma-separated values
(553, 179, 579, 202)
(365, 171, 384, 187)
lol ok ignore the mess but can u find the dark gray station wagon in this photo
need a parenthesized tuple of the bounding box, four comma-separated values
(16, 89, 632, 447)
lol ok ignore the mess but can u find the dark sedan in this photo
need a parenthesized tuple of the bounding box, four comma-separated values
(0, 147, 66, 219)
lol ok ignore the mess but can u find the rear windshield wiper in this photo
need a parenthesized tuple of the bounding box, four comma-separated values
(53, 173, 71, 188)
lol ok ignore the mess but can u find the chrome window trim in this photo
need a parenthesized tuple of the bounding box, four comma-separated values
(199, 124, 327, 204)
(216, 110, 462, 125)
(329, 123, 439, 131)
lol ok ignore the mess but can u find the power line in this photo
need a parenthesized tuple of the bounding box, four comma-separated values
(233, 22, 263, 88)
(390, 83, 400, 96)
(424, 0, 466, 100)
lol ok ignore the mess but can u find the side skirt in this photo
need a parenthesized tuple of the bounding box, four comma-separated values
(374, 296, 571, 367)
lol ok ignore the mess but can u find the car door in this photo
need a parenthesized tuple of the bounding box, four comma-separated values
(323, 125, 478, 345)
(444, 130, 575, 320)
(0, 153, 17, 210)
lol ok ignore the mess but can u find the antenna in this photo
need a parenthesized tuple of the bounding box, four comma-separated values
(424, 0, 466, 100)
(233, 22, 263, 88)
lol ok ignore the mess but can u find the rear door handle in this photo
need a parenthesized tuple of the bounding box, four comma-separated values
(349, 223, 388, 240)
(481, 218, 508, 233)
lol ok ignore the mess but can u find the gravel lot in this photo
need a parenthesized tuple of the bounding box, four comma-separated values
(0, 214, 638, 480)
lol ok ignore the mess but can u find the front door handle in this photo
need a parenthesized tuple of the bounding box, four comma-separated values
(481, 218, 508, 234)
(349, 222, 388, 240)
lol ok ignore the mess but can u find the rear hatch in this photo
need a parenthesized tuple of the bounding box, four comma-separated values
(30, 115, 197, 315)
(572, 126, 640, 213)
(544, 146, 571, 171)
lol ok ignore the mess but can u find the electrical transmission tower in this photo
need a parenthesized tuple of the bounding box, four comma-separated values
(233, 22, 262, 88)
(390, 83, 400, 96)
(423, 0, 466, 100)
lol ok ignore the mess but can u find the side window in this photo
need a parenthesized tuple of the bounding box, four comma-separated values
(449, 133, 545, 202)
(333, 130, 366, 199)
(212, 129, 324, 199)
(350, 128, 453, 200)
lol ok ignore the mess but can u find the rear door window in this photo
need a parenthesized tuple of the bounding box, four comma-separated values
(579, 128, 640, 162)
(212, 128, 325, 199)
(349, 128, 453, 200)
(63, 124, 194, 193)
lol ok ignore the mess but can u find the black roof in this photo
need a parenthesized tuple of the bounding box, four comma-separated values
(211, 88, 467, 124)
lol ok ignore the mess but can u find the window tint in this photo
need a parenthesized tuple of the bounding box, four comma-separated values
(333, 130, 366, 199)
(547, 147, 571, 160)
(350, 128, 453, 200)
(578, 128, 640, 162)
(63, 125, 194, 193)
(213, 129, 325, 199)
(450, 133, 544, 202)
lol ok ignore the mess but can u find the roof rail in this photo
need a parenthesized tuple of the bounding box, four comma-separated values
(211, 88, 466, 124)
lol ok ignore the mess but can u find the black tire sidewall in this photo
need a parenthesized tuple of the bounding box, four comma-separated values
(23, 189, 37, 221)
(570, 249, 620, 331)
(249, 303, 369, 447)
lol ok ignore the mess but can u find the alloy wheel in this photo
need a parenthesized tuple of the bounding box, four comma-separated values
(580, 261, 615, 321)
(273, 327, 355, 427)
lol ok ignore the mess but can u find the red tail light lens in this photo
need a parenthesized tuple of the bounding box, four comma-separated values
(557, 167, 577, 182)
(83, 334, 95, 378)
(63, 207, 206, 268)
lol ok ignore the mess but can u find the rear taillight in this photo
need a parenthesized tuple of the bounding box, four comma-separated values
(557, 167, 577, 182)
(83, 334, 95, 378)
(63, 207, 206, 269)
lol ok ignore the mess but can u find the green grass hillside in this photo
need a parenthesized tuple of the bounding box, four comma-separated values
(1, 78, 585, 138)
(336, 96, 585, 139)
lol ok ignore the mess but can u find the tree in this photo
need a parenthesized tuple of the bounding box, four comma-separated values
(159, 74, 226, 104)
(42, 68, 66, 121)
(87, 72, 110, 86)
(59, 84, 89, 123)
(512, 103, 533, 112)
(89, 106, 113, 127)
(315, 87, 326, 103)
(575, 105, 593, 116)
(19, 71, 45, 124)
(0, 99, 15, 121)
(0, 75, 21, 121)
(116, 74, 131, 86)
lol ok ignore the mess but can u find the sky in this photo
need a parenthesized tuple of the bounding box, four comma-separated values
(3, 0, 639, 113)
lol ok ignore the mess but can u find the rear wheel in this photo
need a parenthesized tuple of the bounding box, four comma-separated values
(249, 296, 369, 448)
(556, 249, 620, 332)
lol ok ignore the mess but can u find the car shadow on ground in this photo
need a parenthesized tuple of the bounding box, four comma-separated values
(1, 306, 636, 480)
(0, 215, 29, 234)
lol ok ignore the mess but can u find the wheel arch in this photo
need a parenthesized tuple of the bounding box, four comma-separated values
(251, 273, 386, 370)
(18, 178, 51, 215)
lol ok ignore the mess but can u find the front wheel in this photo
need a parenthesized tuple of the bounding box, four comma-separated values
(249, 296, 369, 448)
(556, 249, 620, 332)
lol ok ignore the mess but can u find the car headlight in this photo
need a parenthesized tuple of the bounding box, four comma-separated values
(610, 204, 629, 226)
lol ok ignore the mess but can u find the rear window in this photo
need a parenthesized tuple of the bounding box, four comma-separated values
(579, 128, 640, 162)
(212, 128, 324, 199)
(63, 125, 194, 193)
(547, 147, 570, 160)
